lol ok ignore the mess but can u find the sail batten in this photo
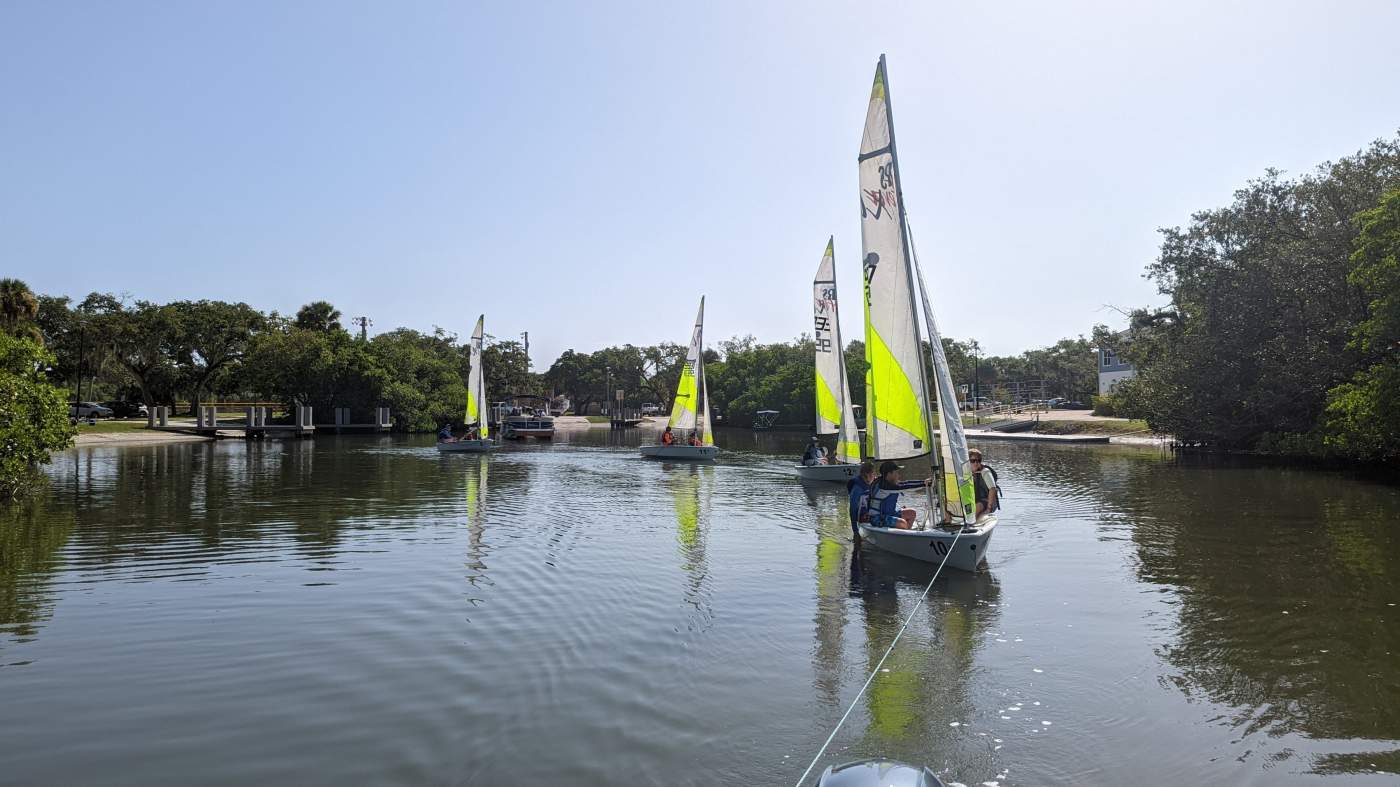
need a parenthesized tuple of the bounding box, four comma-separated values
(859, 55, 932, 461)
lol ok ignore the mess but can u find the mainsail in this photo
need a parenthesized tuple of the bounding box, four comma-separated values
(859, 55, 932, 460)
(914, 243, 977, 522)
(467, 315, 489, 439)
(813, 238, 861, 463)
(669, 297, 707, 440)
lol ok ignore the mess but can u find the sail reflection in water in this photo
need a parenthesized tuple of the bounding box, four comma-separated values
(667, 463, 713, 628)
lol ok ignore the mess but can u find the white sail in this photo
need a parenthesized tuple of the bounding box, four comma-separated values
(913, 243, 977, 522)
(859, 55, 932, 460)
(467, 315, 488, 439)
(668, 297, 705, 435)
(699, 353, 714, 447)
(813, 238, 861, 463)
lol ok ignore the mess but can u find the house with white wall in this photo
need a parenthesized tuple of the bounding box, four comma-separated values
(1098, 347, 1135, 395)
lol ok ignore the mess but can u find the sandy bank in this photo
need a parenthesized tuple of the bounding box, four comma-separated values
(74, 430, 213, 447)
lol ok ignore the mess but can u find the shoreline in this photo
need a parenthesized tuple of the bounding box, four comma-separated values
(73, 430, 214, 447)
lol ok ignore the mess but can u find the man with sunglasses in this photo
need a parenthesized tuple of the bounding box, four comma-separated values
(968, 448, 999, 518)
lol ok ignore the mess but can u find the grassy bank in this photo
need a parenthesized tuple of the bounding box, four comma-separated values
(1030, 419, 1153, 436)
(72, 419, 153, 434)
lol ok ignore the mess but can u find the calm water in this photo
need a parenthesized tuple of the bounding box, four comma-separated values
(2, 430, 1398, 786)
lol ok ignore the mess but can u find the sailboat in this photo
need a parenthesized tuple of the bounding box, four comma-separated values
(850, 55, 995, 571)
(796, 238, 863, 482)
(438, 315, 497, 453)
(640, 297, 719, 461)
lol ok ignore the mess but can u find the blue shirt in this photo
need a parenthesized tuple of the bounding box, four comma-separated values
(846, 477, 872, 524)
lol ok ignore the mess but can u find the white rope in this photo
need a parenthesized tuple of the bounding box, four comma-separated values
(791, 522, 965, 786)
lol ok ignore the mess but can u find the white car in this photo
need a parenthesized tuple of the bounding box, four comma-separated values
(70, 401, 114, 418)
(640, 403, 661, 415)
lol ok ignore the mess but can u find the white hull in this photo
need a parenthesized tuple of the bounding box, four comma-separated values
(437, 439, 497, 453)
(857, 516, 996, 572)
(639, 444, 719, 461)
(795, 463, 861, 482)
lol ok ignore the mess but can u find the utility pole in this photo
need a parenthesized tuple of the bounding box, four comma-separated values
(353, 316, 372, 341)
(521, 331, 529, 371)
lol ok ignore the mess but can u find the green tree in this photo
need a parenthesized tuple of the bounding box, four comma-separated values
(1323, 188, 1400, 459)
(0, 279, 42, 344)
(707, 335, 814, 428)
(480, 338, 538, 399)
(169, 300, 266, 411)
(293, 301, 343, 333)
(1113, 136, 1400, 448)
(99, 300, 183, 406)
(370, 328, 468, 431)
(244, 327, 386, 422)
(0, 334, 76, 500)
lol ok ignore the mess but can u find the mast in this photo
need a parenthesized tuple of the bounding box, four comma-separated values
(879, 54, 938, 479)
(699, 296, 714, 446)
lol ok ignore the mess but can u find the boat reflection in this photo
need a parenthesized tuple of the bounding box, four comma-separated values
(666, 463, 713, 629)
(807, 491, 1002, 769)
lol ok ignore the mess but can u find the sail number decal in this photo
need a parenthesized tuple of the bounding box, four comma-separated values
(814, 288, 836, 354)
(862, 161, 898, 221)
(928, 540, 949, 555)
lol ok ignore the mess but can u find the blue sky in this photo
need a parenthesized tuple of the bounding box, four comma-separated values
(4, 1, 1399, 366)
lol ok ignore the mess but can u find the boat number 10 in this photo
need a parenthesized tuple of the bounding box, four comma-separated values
(928, 541, 950, 555)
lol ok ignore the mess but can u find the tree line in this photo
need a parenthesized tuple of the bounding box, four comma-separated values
(1097, 132, 1400, 460)
(543, 332, 1098, 428)
(2, 277, 1101, 449)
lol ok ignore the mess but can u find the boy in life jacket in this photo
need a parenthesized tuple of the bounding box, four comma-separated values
(865, 460, 932, 529)
(661, 426, 675, 445)
(968, 448, 999, 517)
(845, 461, 878, 542)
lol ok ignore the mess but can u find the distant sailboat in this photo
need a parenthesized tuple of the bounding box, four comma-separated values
(850, 55, 995, 571)
(797, 238, 863, 482)
(640, 297, 719, 461)
(438, 315, 497, 453)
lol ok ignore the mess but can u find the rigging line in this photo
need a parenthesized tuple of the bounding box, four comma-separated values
(791, 523, 965, 787)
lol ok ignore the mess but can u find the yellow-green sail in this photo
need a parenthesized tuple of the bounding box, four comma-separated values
(668, 297, 711, 446)
(813, 238, 862, 463)
(858, 56, 931, 460)
(466, 315, 488, 439)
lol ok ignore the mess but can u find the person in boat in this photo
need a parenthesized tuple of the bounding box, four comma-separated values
(801, 437, 828, 466)
(437, 423, 454, 442)
(864, 460, 931, 530)
(662, 426, 676, 445)
(687, 431, 701, 447)
(968, 448, 999, 517)
(465, 425, 479, 440)
(846, 461, 878, 541)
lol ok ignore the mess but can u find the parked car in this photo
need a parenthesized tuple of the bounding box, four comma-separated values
(640, 403, 661, 415)
(1045, 397, 1068, 408)
(70, 401, 113, 418)
(103, 401, 149, 418)
(1057, 400, 1090, 410)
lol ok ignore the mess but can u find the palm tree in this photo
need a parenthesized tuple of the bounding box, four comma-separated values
(0, 278, 42, 343)
(293, 301, 343, 332)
